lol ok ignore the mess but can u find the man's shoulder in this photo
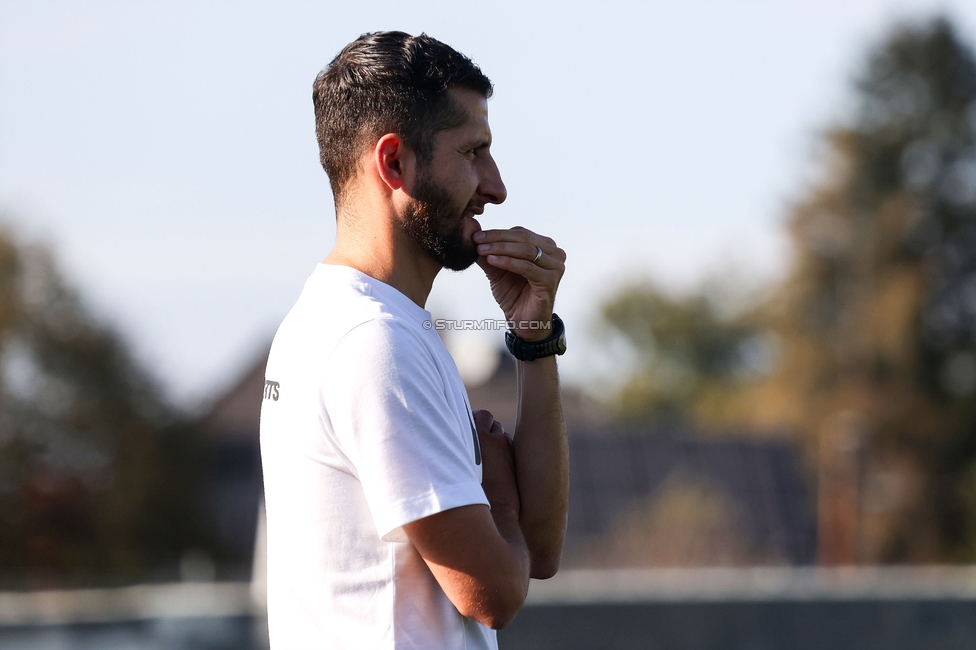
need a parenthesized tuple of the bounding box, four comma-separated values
(271, 266, 432, 367)
(280, 266, 399, 333)
(303, 265, 424, 321)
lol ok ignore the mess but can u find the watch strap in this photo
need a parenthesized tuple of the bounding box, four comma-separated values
(505, 314, 566, 362)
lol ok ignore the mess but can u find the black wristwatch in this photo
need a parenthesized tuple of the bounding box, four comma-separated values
(505, 314, 567, 362)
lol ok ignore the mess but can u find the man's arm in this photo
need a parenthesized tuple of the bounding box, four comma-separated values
(405, 226, 568, 625)
(513, 353, 568, 578)
(474, 226, 569, 578)
(403, 412, 529, 629)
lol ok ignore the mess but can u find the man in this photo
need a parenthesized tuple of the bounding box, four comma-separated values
(259, 31, 568, 649)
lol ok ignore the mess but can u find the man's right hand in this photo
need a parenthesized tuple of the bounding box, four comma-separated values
(473, 409, 520, 518)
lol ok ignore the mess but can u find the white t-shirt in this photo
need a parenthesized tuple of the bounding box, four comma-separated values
(259, 264, 495, 650)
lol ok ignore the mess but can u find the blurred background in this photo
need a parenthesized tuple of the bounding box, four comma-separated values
(5, 1, 976, 648)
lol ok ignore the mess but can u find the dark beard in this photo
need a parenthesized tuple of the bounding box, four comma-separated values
(400, 174, 478, 271)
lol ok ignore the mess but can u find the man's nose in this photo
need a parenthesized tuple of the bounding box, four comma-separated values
(479, 158, 507, 205)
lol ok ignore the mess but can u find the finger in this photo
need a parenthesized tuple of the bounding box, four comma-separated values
(476, 241, 539, 262)
(483, 253, 558, 282)
(489, 420, 513, 443)
(474, 227, 534, 243)
(489, 419, 505, 436)
(479, 427, 514, 458)
(477, 239, 566, 267)
(472, 409, 495, 432)
(475, 254, 494, 274)
(475, 227, 556, 251)
(476, 234, 565, 266)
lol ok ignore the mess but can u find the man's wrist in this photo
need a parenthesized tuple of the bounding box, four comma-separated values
(505, 314, 567, 361)
(511, 319, 551, 343)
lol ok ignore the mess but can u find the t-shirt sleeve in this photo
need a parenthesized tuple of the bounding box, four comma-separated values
(320, 317, 488, 542)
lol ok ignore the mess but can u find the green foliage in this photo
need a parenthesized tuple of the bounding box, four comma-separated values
(823, 17, 976, 386)
(0, 227, 215, 587)
(601, 281, 773, 423)
(769, 17, 976, 562)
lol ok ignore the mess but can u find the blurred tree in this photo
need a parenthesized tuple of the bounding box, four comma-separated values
(599, 17, 976, 565)
(744, 17, 976, 563)
(0, 226, 216, 587)
(600, 279, 776, 427)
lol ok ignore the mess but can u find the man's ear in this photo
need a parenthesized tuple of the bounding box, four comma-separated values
(374, 133, 415, 192)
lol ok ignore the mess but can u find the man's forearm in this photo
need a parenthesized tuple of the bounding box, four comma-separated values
(512, 354, 568, 579)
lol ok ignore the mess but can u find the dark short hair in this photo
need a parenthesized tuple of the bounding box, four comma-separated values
(312, 31, 493, 204)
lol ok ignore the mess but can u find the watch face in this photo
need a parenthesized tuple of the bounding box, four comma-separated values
(505, 320, 566, 360)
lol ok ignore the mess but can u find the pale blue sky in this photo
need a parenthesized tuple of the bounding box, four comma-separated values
(3, 1, 976, 408)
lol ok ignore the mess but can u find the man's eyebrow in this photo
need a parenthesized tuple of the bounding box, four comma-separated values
(460, 134, 491, 150)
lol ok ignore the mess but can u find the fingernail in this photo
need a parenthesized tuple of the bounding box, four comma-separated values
(473, 231, 486, 241)
(478, 244, 489, 253)
(487, 254, 499, 262)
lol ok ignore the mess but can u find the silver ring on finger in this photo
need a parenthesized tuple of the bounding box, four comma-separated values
(532, 246, 543, 263)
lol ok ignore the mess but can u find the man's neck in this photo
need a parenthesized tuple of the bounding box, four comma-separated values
(324, 210, 442, 308)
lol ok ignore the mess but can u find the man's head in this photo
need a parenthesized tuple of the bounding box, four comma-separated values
(313, 31, 493, 205)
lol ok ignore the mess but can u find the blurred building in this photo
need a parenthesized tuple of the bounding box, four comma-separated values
(196, 351, 268, 578)
(565, 433, 816, 566)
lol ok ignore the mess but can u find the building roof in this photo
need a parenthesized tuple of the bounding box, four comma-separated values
(565, 432, 816, 566)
